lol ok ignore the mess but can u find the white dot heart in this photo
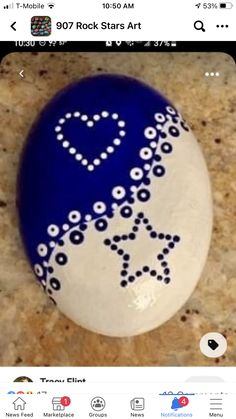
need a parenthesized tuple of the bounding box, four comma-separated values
(54, 110, 126, 172)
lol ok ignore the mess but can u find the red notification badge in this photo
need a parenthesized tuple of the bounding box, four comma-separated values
(179, 396, 189, 407)
(61, 396, 71, 407)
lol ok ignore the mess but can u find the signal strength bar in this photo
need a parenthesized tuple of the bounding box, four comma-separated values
(3, 2, 14, 9)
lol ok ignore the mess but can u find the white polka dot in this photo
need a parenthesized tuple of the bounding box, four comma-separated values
(166, 106, 176, 115)
(57, 134, 64, 141)
(118, 120, 125, 127)
(88, 165, 94, 171)
(166, 114, 173, 122)
(65, 113, 72, 119)
(101, 111, 109, 118)
(41, 279, 46, 286)
(144, 127, 156, 140)
(87, 121, 94, 127)
(49, 241, 56, 248)
(74, 112, 80, 117)
(68, 210, 81, 223)
(59, 118, 65, 125)
(107, 146, 114, 154)
(112, 113, 119, 120)
(93, 201, 106, 214)
(42, 261, 48, 268)
(47, 224, 59, 237)
(81, 159, 88, 166)
(34, 264, 44, 277)
(130, 185, 137, 193)
(37, 244, 48, 257)
(94, 158, 101, 166)
(101, 153, 107, 160)
(140, 147, 153, 160)
(130, 167, 144, 181)
(156, 124, 163, 131)
(69, 147, 76, 155)
(75, 154, 83, 161)
(85, 214, 92, 221)
(112, 186, 126, 200)
(55, 126, 61, 133)
(62, 141, 70, 148)
(119, 130, 126, 137)
(154, 113, 165, 123)
(62, 224, 69, 231)
(113, 138, 121, 146)
(93, 114, 100, 121)
(144, 163, 151, 171)
(112, 203, 118, 210)
(150, 141, 157, 149)
(81, 115, 88, 121)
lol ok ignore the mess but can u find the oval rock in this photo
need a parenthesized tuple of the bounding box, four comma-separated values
(17, 74, 213, 337)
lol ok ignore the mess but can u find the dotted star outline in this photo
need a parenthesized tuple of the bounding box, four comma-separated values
(103, 211, 181, 288)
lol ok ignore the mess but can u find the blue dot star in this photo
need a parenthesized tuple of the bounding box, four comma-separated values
(104, 212, 180, 287)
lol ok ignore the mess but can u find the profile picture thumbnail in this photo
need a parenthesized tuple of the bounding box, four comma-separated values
(31, 16, 52, 36)
(14, 376, 33, 383)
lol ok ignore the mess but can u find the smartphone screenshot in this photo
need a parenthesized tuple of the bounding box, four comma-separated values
(0, 0, 235, 416)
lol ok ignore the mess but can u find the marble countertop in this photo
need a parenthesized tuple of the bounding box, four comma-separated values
(0, 52, 235, 366)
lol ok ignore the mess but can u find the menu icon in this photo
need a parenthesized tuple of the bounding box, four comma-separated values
(210, 397, 223, 412)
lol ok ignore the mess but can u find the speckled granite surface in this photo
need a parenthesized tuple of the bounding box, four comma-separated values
(0, 52, 235, 366)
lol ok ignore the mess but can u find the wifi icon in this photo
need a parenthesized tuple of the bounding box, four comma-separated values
(48, 2, 55, 8)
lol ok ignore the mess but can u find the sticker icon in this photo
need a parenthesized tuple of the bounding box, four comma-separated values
(200, 333, 227, 358)
(31, 16, 51, 36)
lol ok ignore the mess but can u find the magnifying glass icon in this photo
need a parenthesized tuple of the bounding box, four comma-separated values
(194, 20, 206, 32)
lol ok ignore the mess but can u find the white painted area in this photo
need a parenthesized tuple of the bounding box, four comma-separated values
(47, 121, 213, 337)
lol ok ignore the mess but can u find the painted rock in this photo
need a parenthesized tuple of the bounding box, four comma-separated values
(17, 74, 212, 337)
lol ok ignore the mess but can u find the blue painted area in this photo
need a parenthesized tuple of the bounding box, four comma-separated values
(17, 74, 171, 266)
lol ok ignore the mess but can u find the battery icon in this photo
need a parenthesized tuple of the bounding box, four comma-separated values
(219, 2, 233, 8)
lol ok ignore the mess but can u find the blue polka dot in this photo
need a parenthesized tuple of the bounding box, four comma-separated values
(161, 142, 173, 154)
(169, 126, 180, 137)
(137, 189, 151, 202)
(69, 230, 84, 245)
(55, 253, 68, 266)
(95, 219, 108, 232)
(173, 235, 181, 242)
(120, 206, 133, 218)
(153, 165, 165, 177)
(154, 154, 162, 162)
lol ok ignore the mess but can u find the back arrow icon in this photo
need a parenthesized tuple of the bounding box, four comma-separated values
(11, 22, 16, 31)
(19, 70, 24, 78)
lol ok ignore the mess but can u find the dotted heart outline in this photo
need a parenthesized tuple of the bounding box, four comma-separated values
(54, 110, 126, 172)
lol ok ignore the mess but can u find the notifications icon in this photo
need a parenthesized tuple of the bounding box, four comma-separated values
(194, 20, 206, 32)
(171, 396, 189, 411)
